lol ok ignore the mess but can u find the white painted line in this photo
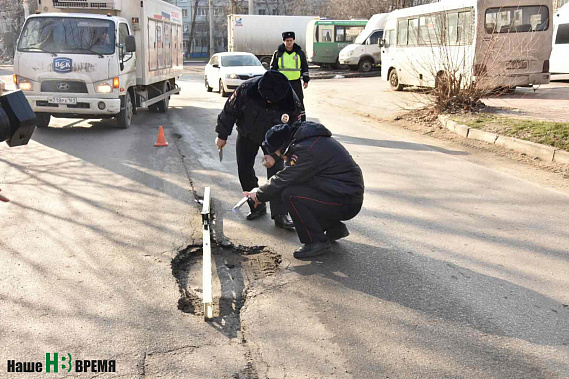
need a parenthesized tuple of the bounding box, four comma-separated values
(202, 187, 213, 320)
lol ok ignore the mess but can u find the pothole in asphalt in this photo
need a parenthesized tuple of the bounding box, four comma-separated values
(171, 243, 281, 320)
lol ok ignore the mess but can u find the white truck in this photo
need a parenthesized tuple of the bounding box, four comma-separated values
(14, 0, 183, 129)
(338, 13, 388, 72)
(227, 14, 318, 67)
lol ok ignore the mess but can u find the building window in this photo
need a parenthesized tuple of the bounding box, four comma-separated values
(182, 9, 188, 17)
(258, 9, 266, 15)
(198, 7, 208, 16)
(272, 9, 278, 15)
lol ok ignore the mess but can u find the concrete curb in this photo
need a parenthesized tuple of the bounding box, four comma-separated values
(438, 115, 567, 164)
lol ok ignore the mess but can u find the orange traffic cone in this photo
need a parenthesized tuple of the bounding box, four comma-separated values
(154, 125, 169, 147)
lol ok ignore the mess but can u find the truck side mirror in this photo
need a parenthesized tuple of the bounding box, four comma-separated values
(125, 35, 136, 53)
(378, 39, 385, 48)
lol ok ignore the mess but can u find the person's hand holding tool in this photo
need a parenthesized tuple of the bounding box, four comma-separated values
(243, 188, 261, 208)
(215, 137, 226, 150)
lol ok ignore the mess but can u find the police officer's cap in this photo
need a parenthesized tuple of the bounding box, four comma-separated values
(263, 123, 295, 154)
(282, 31, 295, 40)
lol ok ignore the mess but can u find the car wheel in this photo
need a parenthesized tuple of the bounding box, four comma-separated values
(205, 76, 212, 92)
(389, 69, 404, 91)
(220, 79, 229, 97)
(358, 58, 373, 72)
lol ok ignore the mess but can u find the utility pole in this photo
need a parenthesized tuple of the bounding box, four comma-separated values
(208, 0, 214, 57)
(249, 0, 254, 15)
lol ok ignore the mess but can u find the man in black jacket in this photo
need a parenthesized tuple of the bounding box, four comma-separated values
(245, 121, 364, 258)
(216, 70, 301, 229)
(270, 31, 309, 121)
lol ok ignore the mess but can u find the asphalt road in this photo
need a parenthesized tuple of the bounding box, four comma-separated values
(1, 64, 568, 378)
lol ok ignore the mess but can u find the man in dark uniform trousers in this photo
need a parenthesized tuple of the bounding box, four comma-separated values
(215, 70, 301, 229)
(244, 121, 365, 258)
(270, 31, 310, 121)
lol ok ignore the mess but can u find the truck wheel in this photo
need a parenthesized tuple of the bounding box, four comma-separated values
(358, 58, 373, 72)
(156, 81, 170, 113)
(389, 69, 404, 91)
(116, 92, 133, 129)
(35, 113, 51, 128)
(220, 80, 229, 97)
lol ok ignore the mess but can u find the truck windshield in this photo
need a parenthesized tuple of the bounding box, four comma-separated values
(221, 55, 262, 67)
(18, 17, 115, 55)
(354, 30, 370, 44)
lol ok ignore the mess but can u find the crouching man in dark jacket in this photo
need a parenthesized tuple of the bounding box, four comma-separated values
(216, 70, 302, 229)
(245, 121, 364, 258)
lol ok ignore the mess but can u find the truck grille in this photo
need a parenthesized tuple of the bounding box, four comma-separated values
(53, 0, 114, 9)
(41, 81, 88, 94)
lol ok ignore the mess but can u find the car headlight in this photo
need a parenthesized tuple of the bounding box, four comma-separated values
(16, 76, 33, 91)
(95, 82, 113, 94)
(225, 73, 239, 79)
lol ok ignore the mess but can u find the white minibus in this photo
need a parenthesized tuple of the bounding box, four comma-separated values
(380, 0, 553, 91)
(550, 4, 569, 73)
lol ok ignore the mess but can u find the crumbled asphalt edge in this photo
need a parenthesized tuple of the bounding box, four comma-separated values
(169, 190, 281, 378)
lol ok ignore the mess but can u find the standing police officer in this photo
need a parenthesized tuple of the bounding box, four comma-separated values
(270, 31, 310, 121)
(216, 70, 301, 229)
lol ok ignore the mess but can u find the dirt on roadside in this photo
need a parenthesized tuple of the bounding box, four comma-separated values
(397, 108, 569, 180)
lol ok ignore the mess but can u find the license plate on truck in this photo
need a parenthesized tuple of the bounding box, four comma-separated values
(48, 97, 77, 104)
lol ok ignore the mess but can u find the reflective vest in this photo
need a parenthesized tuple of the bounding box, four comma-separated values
(278, 52, 301, 81)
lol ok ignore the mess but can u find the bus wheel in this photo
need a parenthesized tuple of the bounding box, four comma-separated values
(389, 69, 403, 91)
(358, 58, 373, 72)
(35, 113, 51, 128)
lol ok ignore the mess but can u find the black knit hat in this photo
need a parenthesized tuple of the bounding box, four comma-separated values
(282, 31, 295, 40)
(258, 70, 290, 103)
(263, 123, 294, 154)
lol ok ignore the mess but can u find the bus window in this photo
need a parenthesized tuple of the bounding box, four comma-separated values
(336, 27, 346, 42)
(408, 18, 419, 46)
(398, 19, 408, 45)
(320, 26, 333, 42)
(458, 11, 473, 45)
(447, 12, 459, 44)
(556, 24, 569, 44)
(485, 6, 549, 33)
(336, 26, 365, 43)
(419, 15, 439, 46)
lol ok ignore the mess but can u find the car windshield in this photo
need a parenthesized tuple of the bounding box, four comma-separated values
(221, 55, 262, 67)
(18, 17, 115, 55)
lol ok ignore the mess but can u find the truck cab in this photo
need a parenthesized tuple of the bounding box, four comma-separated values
(15, 13, 137, 128)
(14, 0, 183, 129)
(338, 13, 388, 72)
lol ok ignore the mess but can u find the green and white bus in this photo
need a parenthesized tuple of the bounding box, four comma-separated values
(305, 19, 367, 67)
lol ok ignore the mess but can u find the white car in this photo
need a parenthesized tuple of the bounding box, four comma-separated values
(204, 52, 266, 97)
